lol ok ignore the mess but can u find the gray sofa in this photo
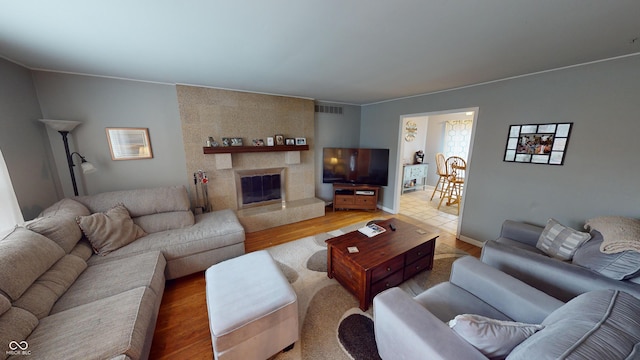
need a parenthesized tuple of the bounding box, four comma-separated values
(0, 186, 245, 360)
(373, 256, 640, 359)
(481, 220, 640, 302)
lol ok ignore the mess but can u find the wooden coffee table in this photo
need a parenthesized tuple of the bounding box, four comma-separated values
(326, 218, 438, 311)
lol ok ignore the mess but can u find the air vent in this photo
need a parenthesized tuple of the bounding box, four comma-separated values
(315, 105, 343, 115)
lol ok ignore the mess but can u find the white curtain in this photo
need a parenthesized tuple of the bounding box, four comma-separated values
(443, 120, 473, 160)
(0, 148, 23, 233)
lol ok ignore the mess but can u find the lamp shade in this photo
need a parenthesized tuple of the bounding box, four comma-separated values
(39, 119, 82, 132)
(80, 161, 97, 174)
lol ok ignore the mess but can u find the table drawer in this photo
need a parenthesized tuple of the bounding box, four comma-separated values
(371, 256, 404, 283)
(355, 197, 375, 205)
(404, 256, 432, 279)
(371, 270, 403, 297)
(405, 240, 434, 264)
(335, 196, 354, 205)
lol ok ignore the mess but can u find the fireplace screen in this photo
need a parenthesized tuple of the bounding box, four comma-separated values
(236, 168, 285, 208)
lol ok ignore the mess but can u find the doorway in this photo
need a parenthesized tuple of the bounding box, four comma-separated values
(394, 108, 478, 237)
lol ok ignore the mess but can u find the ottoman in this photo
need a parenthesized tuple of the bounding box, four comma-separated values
(205, 250, 298, 360)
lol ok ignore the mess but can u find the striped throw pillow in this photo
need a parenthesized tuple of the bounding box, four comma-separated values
(536, 218, 591, 260)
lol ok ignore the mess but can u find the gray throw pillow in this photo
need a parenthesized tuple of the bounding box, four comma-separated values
(448, 314, 543, 359)
(536, 218, 591, 260)
(573, 230, 640, 280)
(76, 204, 147, 256)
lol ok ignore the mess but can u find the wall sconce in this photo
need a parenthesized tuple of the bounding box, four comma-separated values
(39, 119, 97, 196)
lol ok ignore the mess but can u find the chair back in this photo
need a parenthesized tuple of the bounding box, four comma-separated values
(445, 156, 466, 182)
(435, 153, 447, 176)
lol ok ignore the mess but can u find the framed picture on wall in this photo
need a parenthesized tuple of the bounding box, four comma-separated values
(503, 123, 572, 165)
(106, 127, 153, 160)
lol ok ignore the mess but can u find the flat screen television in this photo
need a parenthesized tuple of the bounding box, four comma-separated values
(322, 147, 390, 186)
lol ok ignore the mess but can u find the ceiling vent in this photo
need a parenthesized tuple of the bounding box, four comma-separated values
(315, 105, 343, 115)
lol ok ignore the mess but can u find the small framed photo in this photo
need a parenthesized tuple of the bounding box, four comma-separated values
(252, 139, 264, 146)
(106, 127, 153, 160)
(221, 137, 231, 146)
(285, 138, 295, 146)
(275, 134, 284, 146)
(266, 137, 274, 146)
(231, 137, 243, 146)
(295, 137, 307, 145)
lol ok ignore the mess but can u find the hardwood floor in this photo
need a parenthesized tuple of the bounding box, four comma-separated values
(148, 207, 481, 359)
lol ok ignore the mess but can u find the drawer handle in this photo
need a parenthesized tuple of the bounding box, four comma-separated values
(417, 252, 422, 256)
(415, 265, 421, 270)
(386, 267, 391, 272)
(385, 282, 391, 288)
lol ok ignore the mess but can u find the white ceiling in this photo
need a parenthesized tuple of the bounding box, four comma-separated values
(1, 1, 639, 105)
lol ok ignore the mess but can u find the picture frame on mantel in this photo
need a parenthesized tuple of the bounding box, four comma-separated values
(106, 127, 153, 160)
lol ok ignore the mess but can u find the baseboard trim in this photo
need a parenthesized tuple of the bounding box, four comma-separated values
(459, 235, 484, 248)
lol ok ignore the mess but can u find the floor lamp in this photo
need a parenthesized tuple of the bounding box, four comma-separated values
(39, 119, 97, 196)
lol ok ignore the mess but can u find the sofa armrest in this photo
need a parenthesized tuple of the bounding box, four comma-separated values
(449, 256, 564, 324)
(500, 220, 543, 247)
(481, 240, 640, 302)
(374, 287, 487, 360)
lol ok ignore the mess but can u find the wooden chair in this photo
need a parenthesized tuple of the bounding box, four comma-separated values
(429, 153, 448, 201)
(438, 156, 466, 215)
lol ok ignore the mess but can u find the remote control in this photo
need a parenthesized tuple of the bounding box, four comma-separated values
(389, 224, 396, 231)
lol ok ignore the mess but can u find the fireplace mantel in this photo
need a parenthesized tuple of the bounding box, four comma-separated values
(203, 145, 309, 154)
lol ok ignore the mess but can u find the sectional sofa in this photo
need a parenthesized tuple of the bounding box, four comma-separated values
(0, 186, 245, 360)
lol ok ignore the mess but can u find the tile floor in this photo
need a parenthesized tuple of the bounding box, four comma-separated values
(399, 185, 459, 235)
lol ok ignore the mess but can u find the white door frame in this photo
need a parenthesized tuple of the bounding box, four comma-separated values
(393, 107, 479, 238)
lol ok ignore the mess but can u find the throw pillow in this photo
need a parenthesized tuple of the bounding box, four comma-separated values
(76, 204, 147, 256)
(584, 216, 640, 254)
(573, 230, 640, 280)
(448, 314, 543, 359)
(536, 218, 591, 260)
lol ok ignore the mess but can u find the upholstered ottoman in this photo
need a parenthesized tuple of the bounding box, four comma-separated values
(205, 250, 298, 360)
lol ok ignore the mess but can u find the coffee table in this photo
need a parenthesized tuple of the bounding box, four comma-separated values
(326, 218, 438, 311)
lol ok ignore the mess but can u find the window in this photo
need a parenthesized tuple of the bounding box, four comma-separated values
(0, 148, 23, 232)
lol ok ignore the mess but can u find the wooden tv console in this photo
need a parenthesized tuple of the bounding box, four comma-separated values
(332, 183, 380, 211)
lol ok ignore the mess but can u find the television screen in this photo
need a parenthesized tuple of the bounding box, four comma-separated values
(322, 148, 389, 186)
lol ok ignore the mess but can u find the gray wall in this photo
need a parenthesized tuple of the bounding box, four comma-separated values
(362, 54, 640, 242)
(32, 72, 189, 196)
(0, 58, 60, 219)
(314, 102, 361, 201)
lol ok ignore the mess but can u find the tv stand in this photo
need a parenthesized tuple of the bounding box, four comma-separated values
(332, 184, 380, 212)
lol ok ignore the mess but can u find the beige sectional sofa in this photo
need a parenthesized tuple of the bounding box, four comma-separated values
(0, 186, 245, 360)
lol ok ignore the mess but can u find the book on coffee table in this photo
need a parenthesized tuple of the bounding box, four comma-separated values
(358, 223, 386, 237)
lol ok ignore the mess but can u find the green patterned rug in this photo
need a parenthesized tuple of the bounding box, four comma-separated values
(267, 220, 469, 360)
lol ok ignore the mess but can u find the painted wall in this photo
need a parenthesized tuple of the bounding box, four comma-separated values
(32, 72, 188, 197)
(362, 54, 640, 242)
(0, 59, 59, 219)
(314, 102, 361, 201)
(400, 116, 427, 165)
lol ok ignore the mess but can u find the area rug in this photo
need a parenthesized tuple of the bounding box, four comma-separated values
(267, 220, 469, 360)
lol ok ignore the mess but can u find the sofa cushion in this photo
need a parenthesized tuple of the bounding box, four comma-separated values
(508, 289, 640, 359)
(26, 287, 158, 360)
(88, 209, 244, 263)
(25, 199, 90, 253)
(573, 230, 640, 280)
(51, 251, 165, 314)
(449, 314, 543, 359)
(69, 239, 94, 262)
(0, 228, 65, 300)
(0, 295, 9, 316)
(133, 210, 195, 234)
(0, 307, 39, 360)
(536, 218, 591, 260)
(585, 216, 640, 254)
(77, 204, 147, 256)
(74, 186, 191, 217)
(13, 255, 87, 319)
